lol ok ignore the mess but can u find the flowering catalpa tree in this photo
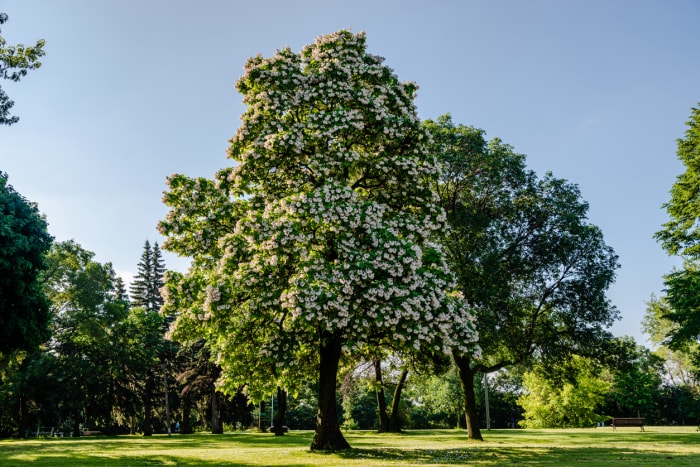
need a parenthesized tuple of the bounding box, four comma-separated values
(159, 30, 479, 451)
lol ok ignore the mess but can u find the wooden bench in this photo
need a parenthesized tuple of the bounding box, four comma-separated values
(611, 417, 644, 431)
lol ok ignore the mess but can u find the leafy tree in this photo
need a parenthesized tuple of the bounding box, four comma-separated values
(643, 295, 699, 387)
(518, 356, 609, 428)
(425, 115, 619, 440)
(42, 241, 163, 436)
(406, 366, 464, 428)
(159, 31, 478, 450)
(0, 171, 52, 357)
(654, 105, 700, 351)
(605, 337, 663, 419)
(0, 13, 45, 125)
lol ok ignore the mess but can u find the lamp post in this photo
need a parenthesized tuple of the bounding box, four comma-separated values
(483, 372, 490, 430)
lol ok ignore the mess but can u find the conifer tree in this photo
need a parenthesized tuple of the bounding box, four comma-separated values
(150, 242, 166, 313)
(130, 240, 153, 310)
(130, 240, 166, 312)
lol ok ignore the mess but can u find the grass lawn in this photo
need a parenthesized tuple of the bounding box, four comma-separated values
(0, 426, 698, 466)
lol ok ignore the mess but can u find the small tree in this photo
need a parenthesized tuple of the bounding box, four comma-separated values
(160, 31, 479, 450)
(518, 356, 610, 428)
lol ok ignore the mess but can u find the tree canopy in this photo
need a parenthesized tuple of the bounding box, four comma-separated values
(654, 104, 700, 350)
(0, 171, 52, 356)
(424, 115, 620, 440)
(0, 13, 45, 125)
(159, 30, 478, 450)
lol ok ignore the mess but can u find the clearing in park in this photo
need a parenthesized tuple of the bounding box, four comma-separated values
(0, 427, 698, 466)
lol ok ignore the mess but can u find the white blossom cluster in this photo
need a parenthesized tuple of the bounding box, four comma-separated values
(159, 30, 480, 390)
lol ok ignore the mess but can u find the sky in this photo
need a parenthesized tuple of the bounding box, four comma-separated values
(1, 0, 698, 344)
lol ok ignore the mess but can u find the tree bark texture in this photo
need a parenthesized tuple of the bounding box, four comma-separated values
(454, 352, 483, 441)
(373, 358, 389, 432)
(272, 386, 288, 436)
(310, 331, 350, 451)
(387, 367, 408, 433)
(211, 390, 223, 434)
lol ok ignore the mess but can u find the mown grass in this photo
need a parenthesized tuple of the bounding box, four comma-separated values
(0, 426, 698, 466)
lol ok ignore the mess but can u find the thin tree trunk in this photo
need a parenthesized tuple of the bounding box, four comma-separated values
(143, 370, 154, 436)
(18, 395, 28, 438)
(163, 362, 172, 436)
(387, 367, 408, 433)
(453, 352, 483, 441)
(310, 331, 350, 451)
(373, 358, 389, 432)
(272, 386, 287, 436)
(181, 395, 193, 434)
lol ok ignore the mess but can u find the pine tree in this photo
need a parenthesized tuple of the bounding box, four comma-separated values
(149, 242, 166, 313)
(113, 276, 129, 303)
(130, 240, 166, 312)
(130, 240, 153, 310)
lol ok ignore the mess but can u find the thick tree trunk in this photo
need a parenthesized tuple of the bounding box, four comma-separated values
(310, 331, 350, 451)
(387, 367, 408, 433)
(373, 358, 389, 432)
(453, 352, 483, 441)
(211, 390, 223, 434)
(272, 386, 287, 436)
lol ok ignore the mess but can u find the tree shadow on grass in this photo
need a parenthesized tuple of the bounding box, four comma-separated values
(332, 445, 700, 465)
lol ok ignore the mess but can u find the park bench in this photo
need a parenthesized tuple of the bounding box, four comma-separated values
(611, 417, 644, 431)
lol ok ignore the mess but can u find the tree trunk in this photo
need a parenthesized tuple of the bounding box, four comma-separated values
(72, 417, 81, 438)
(105, 380, 114, 435)
(18, 394, 28, 438)
(143, 370, 154, 436)
(163, 361, 172, 436)
(373, 358, 389, 432)
(310, 331, 350, 451)
(258, 400, 266, 432)
(181, 396, 193, 434)
(272, 386, 287, 436)
(387, 367, 408, 433)
(453, 352, 483, 441)
(211, 390, 223, 434)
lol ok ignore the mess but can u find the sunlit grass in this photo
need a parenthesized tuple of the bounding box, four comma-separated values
(0, 427, 698, 466)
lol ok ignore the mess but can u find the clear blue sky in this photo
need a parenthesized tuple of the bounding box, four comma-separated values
(1, 0, 698, 344)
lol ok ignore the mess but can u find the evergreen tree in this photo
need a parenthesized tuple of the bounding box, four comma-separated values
(150, 242, 166, 313)
(130, 240, 165, 312)
(113, 276, 129, 303)
(130, 240, 153, 310)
